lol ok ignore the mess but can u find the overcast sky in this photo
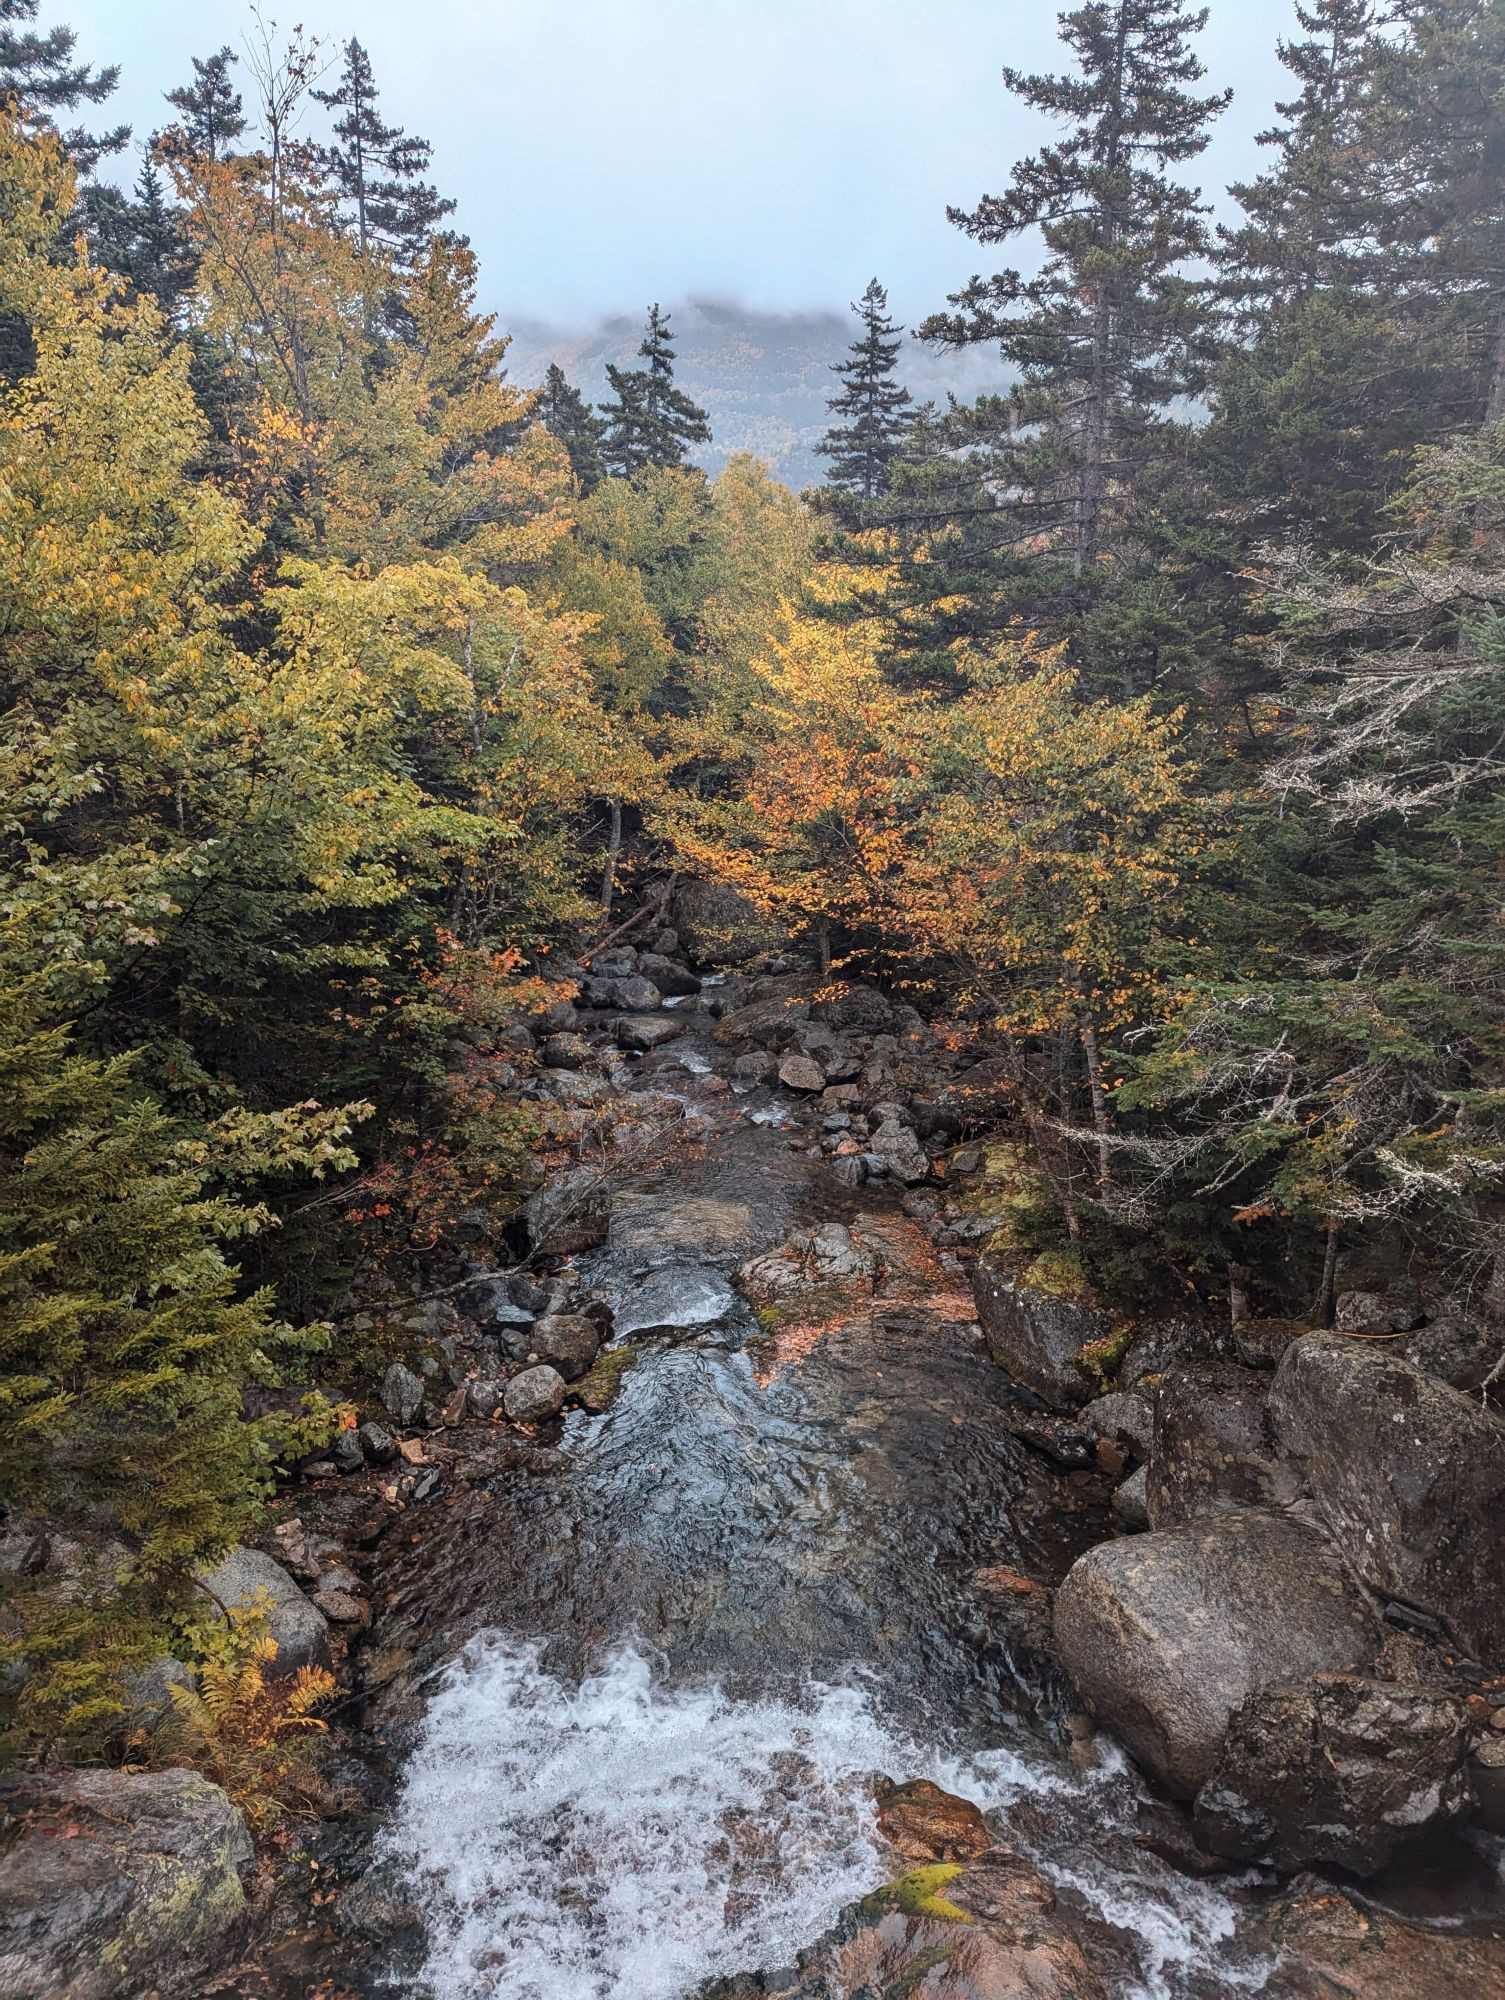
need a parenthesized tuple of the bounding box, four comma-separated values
(74, 0, 1302, 330)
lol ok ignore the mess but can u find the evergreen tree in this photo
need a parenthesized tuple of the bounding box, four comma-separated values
(914, 1, 1230, 690)
(163, 45, 246, 161)
(538, 360, 606, 492)
(817, 278, 913, 501)
(90, 153, 196, 317)
(312, 37, 454, 264)
(600, 304, 711, 477)
(0, 0, 125, 169)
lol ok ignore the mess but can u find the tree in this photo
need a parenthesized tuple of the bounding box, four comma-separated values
(915, 1, 1230, 689)
(0, 0, 124, 169)
(537, 360, 606, 493)
(312, 36, 453, 265)
(89, 153, 196, 317)
(817, 278, 913, 501)
(163, 45, 246, 161)
(599, 304, 711, 477)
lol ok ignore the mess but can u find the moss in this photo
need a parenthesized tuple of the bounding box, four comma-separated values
(1023, 1248, 1092, 1301)
(1075, 1326, 1133, 1396)
(861, 1863, 974, 1925)
(753, 1304, 780, 1333)
(572, 1344, 639, 1413)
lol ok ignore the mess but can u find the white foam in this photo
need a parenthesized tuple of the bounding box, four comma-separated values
(384, 1642, 907, 2000)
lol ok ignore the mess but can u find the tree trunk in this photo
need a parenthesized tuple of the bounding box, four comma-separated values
(1227, 1260, 1251, 1328)
(817, 914, 832, 976)
(1317, 1219, 1341, 1328)
(599, 798, 622, 914)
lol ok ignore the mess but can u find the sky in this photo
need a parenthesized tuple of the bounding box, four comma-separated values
(74, 0, 1304, 333)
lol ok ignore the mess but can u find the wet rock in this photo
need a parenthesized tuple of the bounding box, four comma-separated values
(381, 1361, 425, 1427)
(0, 1768, 253, 2000)
(738, 1223, 879, 1300)
(831, 1155, 867, 1189)
(616, 1013, 686, 1052)
(1269, 1333, 1505, 1661)
(311, 1586, 368, 1624)
(1053, 1510, 1377, 1796)
(876, 1779, 991, 1863)
(1006, 1411, 1097, 1467)
(1335, 1289, 1424, 1334)
(590, 947, 639, 978)
(542, 1030, 593, 1070)
(527, 1312, 602, 1381)
(610, 974, 664, 1012)
(467, 1380, 503, 1419)
(1193, 1672, 1473, 1875)
(524, 1169, 611, 1256)
(716, 995, 812, 1051)
(637, 951, 701, 997)
(1146, 1362, 1295, 1529)
(332, 1427, 365, 1474)
(1255, 1875, 1505, 1998)
(1399, 1312, 1499, 1392)
(194, 1547, 332, 1675)
(1472, 1733, 1505, 1832)
(673, 879, 786, 965)
(502, 1364, 568, 1425)
(1080, 1392, 1152, 1459)
(733, 1050, 777, 1085)
(776, 1052, 825, 1094)
(972, 1256, 1115, 1409)
(1112, 1465, 1150, 1529)
(614, 1264, 737, 1337)
(868, 1116, 930, 1186)
(544, 1070, 608, 1107)
(358, 1420, 396, 1465)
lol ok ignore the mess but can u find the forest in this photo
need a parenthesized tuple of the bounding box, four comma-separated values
(0, 1, 1503, 1996)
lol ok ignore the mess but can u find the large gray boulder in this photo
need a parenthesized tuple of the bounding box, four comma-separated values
(1194, 1672, 1473, 1876)
(526, 1313, 601, 1381)
(671, 879, 785, 966)
(1269, 1333, 1505, 1661)
(714, 994, 811, 1052)
(194, 1547, 330, 1675)
(972, 1254, 1114, 1409)
(616, 1013, 685, 1053)
(1053, 1510, 1377, 1797)
(381, 1360, 425, 1426)
(523, 1169, 611, 1257)
(0, 1768, 253, 1999)
(868, 1115, 931, 1186)
(1147, 1363, 1298, 1528)
(503, 1364, 568, 1425)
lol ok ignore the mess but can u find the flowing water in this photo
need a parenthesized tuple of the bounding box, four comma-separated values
(370, 1015, 1279, 2000)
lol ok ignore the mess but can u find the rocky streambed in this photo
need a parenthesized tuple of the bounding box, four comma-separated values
(8, 897, 1504, 2000)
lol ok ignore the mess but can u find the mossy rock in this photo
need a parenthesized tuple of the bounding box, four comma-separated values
(1074, 1326, 1133, 1396)
(571, 1344, 639, 1413)
(860, 1863, 974, 1925)
(1022, 1248, 1093, 1302)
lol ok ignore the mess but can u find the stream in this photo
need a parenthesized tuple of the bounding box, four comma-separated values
(351, 1002, 1280, 2000)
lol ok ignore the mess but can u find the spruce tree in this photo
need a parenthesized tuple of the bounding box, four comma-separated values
(312, 37, 454, 264)
(89, 154, 196, 317)
(600, 304, 711, 478)
(817, 278, 913, 501)
(0, 0, 125, 169)
(163, 45, 246, 161)
(915, 1, 1230, 689)
(538, 361, 606, 493)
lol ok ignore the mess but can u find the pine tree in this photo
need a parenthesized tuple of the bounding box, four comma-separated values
(817, 279, 913, 501)
(163, 46, 246, 161)
(312, 37, 453, 265)
(599, 304, 711, 478)
(0, 0, 125, 169)
(538, 360, 606, 493)
(915, 2, 1230, 688)
(90, 154, 196, 317)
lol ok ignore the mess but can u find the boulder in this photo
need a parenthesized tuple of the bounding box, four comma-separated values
(523, 1170, 611, 1257)
(503, 1365, 569, 1425)
(194, 1547, 331, 1675)
(1080, 1391, 1152, 1459)
(1399, 1312, 1499, 1392)
(869, 1116, 931, 1186)
(0, 1769, 253, 2000)
(467, 1380, 504, 1419)
(875, 1779, 991, 1863)
(637, 952, 700, 997)
(777, 1052, 826, 1093)
(672, 879, 785, 966)
(1146, 1363, 1296, 1529)
(732, 1049, 776, 1086)
(541, 1031, 592, 1071)
(120, 1655, 193, 1735)
(616, 1013, 685, 1053)
(613, 1265, 737, 1337)
(1335, 1289, 1423, 1335)
(812, 983, 895, 1032)
(357, 1421, 396, 1465)
(1052, 1510, 1377, 1796)
(1112, 1465, 1150, 1529)
(381, 1361, 425, 1427)
(1194, 1672, 1473, 1875)
(1269, 1333, 1505, 1661)
(527, 1313, 601, 1381)
(1472, 1733, 1505, 1834)
(1255, 1876, 1505, 1998)
(608, 975, 663, 1014)
(715, 995, 811, 1051)
(972, 1255, 1114, 1409)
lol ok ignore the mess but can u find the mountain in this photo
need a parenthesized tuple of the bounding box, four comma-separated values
(502, 296, 1011, 491)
